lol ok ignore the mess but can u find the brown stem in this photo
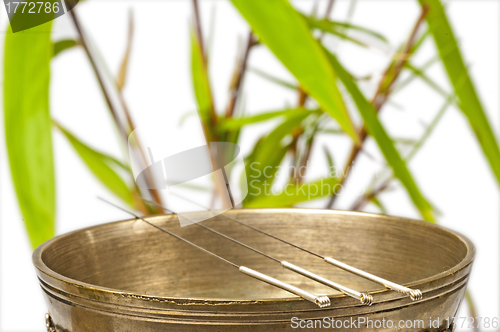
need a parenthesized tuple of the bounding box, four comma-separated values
(225, 31, 254, 118)
(297, 88, 308, 106)
(116, 11, 163, 206)
(69, 10, 128, 143)
(290, 0, 335, 183)
(289, 88, 307, 183)
(192, 0, 218, 137)
(191, 0, 216, 142)
(191, 0, 234, 207)
(296, 135, 315, 183)
(119, 95, 164, 206)
(289, 126, 304, 182)
(324, 0, 336, 19)
(192, 0, 206, 63)
(326, 5, 429, 209)
(69, 9, 163, 209)
(351, 179, 391, 211)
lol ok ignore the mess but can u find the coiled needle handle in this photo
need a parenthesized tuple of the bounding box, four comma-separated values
(98, 197, 331, 308)
(239, 266, 330, 308)
(323, 257, 422, 300)
(281, 261, 373, 305)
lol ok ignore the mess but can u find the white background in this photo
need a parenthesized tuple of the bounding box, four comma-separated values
(0, 0, 498, 330)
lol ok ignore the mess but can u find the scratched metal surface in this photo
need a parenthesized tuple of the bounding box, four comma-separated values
(33, 209, 474, 331)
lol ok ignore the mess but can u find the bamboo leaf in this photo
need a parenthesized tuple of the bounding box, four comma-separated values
(191, 28, 215, 139)
(55, 122, 134, 207)
(179, 111, 197, 126)
(218, 108, 318, 131)
(252, 111, 312, 167)
(370, 196, 387, 214)
(326, 51, 435, 223)
(229, 0, 359, 143)
(244, 111, 312, 203)
(225, 94, 246, 144)
(248, 67, 297, 91)
(53, 39, 78, 57)
(410, 28, 430, 54)
(4, 23, 55, 249)
(404, 62, 449, 98)
(318, 128, 344, 135)
(406, 94, 456, 162)
(364, 95, 455, 210)
(246, 176, 338, 207)
(245, 143, 292, 204)
(420, 0, 500, 187)
(394, 137, 418, 146)
(303, 15, 389, 46)
(323, 145, 335, 170)
(392, 56, 439, 94)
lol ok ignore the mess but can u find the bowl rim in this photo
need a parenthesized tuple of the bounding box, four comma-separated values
(32, 208, 475, 305)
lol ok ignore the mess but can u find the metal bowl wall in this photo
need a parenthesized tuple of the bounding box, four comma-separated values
(33, 209, 474, 331)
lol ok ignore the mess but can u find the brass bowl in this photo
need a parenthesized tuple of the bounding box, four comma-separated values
(33, 209, 474, 331)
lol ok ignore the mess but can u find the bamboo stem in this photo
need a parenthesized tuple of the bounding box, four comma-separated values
(192, 0, 218, 132)
(69, 9, 163, 208)
(290, 0, 335, 184)
(225, 31, 254, 118)
(326, 5, 429, 209)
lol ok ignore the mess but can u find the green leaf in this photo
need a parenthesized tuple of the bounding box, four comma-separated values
(364, 94, 455, 208)
(225, 94, 246, 144)
(246, 176, 338, 207)
(404, 62, 449, 98)
(55, 122, 134, 207)
(420, 0, 500, 188)
(406, 94, 455, 162)
(248, 67, 297, 91)
(4, 23, 55, 249)
(370, 196, 387, 214)
(393, 137, 417, 146)
(244, 111, 312, 203)
(218, 108, 318, 131)
(318, 127, 344, 135)
(392, 56, 439, 94)
(326, 51, 435, 223)
(229, 0, 359, 143)
(53, 39, 78, 57)
(410, 28, 430, 54)
(302, 15, 389, 46)
(190, 28, 215, 139)
(179, 110, 197, 127)
(323, 145, 335, 170)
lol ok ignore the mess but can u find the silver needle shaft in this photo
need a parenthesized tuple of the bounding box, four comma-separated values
(156, 193, 422, 301)
(98, 197, 331, 308)
(139, 196, 372, 305)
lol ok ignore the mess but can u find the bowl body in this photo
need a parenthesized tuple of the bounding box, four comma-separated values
(33, 209, 474, 331)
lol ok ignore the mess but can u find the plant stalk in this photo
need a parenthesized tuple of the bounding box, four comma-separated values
(225, 31, 254, 119)
(289, 0, 334, 184)
(326, 5, 429, 208)
(192, 0, 218, 136)
(69, 9, 163, 209)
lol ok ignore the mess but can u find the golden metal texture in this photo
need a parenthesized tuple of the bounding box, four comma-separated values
(33, 209, 474, 331)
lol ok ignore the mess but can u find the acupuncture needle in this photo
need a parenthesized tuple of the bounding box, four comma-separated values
(138, 196, 373, 305)
(148, 193, 422, 302)
(98, 197, 330, 308)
